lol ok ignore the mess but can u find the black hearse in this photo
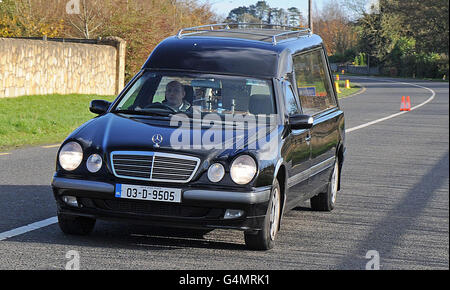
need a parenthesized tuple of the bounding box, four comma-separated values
(52, 24, 345, 250)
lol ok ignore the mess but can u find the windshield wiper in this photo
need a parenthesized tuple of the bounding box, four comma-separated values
(112, 109, 172, 117)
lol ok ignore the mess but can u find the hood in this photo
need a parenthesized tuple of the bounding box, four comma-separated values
(67, 113, 279, 162)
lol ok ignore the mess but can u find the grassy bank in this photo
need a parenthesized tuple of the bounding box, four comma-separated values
(0, 94, 115, 151)
(335, 79, 362, 98)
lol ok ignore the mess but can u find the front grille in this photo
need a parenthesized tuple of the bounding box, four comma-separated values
(112, 154, 152, 179)
(152, 155, 198, 181)
(111, 152, 200, 183)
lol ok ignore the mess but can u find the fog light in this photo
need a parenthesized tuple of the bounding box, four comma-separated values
(62, 196, 78, 207)
(224, 209, 244, 219)
(207, 163, 225, 183)
(86, 154, 102, 173)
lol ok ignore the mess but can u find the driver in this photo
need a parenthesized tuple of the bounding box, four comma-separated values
(163, 80, 191, 112)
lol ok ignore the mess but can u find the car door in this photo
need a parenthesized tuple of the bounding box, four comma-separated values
(293, 48, 339, 195)
(282, 81, 312, 208)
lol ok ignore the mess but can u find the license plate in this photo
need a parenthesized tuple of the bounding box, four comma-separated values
(115, 184, 181, 203)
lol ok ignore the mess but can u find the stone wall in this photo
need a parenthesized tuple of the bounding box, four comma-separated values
(0, 37, 126, 98)
(331, 63, 380, 75)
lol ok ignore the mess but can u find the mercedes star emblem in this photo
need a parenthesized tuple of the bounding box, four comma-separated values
(152, 134, 163, 148)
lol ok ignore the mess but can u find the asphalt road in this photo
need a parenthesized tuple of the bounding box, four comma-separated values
(0, 76, 448, 270)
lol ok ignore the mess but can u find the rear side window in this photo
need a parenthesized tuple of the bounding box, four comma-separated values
(293, 49, 336, 115)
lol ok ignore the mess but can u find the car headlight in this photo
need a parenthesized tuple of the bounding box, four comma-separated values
(86, 154, 102, 173)
(59, 141, 83, 171)
(230, 155, 257, 185)
(207, 163, 225, 183)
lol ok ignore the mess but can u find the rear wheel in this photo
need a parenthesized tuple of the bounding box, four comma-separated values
(58, 214, 96, 235)
(310, 159, 339, 211)
(244, 179, 281, 250)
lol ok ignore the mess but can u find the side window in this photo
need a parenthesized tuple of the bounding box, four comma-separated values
(293, 49, 337, 115)
(284, 83, 300, 116)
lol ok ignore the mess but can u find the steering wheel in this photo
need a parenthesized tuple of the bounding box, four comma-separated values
(143, 102, 177, 113)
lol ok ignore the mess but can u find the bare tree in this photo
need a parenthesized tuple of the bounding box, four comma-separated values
(66, 0, 110, 39)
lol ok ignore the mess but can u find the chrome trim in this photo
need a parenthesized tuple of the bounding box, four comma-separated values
(287, 169, 309, 188)
(110, 151, 201, 183)
(183, 186, 272, 204)
(310, 156, 335, 177)
(287, 156, 335, 188)
(150, 154, 155, 180)
(52, 177, 114, 193)
(177, 23, 311, 45)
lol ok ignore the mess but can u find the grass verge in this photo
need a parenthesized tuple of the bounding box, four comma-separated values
(335, 80, 362, 98)
(0, 94, 115, 151)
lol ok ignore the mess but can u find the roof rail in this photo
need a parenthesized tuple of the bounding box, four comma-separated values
(176, 23, 312, 45)
(271, 29, 311, 45)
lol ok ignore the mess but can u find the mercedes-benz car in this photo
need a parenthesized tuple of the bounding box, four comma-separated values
(51, 23, 345, 250)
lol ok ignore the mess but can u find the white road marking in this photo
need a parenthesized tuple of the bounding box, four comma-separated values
(339, 82, 367, 99)
(0, 78, 437, 241)
(1, 144, 59, 157)
(345, 78, 436, 133)
(41, 144, 60, 149)
(0, 217, 58, 241)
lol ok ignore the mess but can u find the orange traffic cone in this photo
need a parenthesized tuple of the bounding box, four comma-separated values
(400, 96, 406, 111)
(405, 96, 411, 111)
(336, 74, 340, 81)
(345, 79, 350, 89)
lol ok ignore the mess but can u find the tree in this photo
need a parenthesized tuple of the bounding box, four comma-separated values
(227, 6, 251, 23)
(225, 1, 296, 26)
(382, 0, 449, 54)
(65, 0, 109, 39)
(314, 0, 357, 56)
(0, 0, 64, 37)
(287, 7, 305, 27)
(99, 0, 217, 81)
(354, 0, 449, 77)
(253, 1, 269, 22)
(270, 8, 288, 26)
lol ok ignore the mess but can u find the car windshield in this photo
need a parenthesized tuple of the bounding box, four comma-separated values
(113, 71, 276, 116)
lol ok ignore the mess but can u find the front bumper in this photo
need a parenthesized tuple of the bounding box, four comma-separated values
(52, 177, 271, 231)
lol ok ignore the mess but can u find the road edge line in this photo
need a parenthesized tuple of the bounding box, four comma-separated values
(0, 217, 58, 241)
(345, 78, 436, 133)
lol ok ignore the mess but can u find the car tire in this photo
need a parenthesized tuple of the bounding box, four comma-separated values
(310, 158, 339, 211)
(244, 179, 281, 250)
(58, 214, 96, 235)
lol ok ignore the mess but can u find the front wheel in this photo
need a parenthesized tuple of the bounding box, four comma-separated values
(244, 179, 281, 250)
(310, 159, 339, 211)
(58, 214, 96, 235)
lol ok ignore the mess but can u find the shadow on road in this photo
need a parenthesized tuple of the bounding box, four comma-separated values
(56, 222, 248, 251)
(337, 151, 449, 269)
(0, 185, 247, 251)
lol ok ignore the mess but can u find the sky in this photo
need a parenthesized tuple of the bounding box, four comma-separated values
(197, 0, 328, 18)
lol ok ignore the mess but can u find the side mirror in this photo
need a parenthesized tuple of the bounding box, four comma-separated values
(289, 114, 314, 130)
(89, 100, 111, 115)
